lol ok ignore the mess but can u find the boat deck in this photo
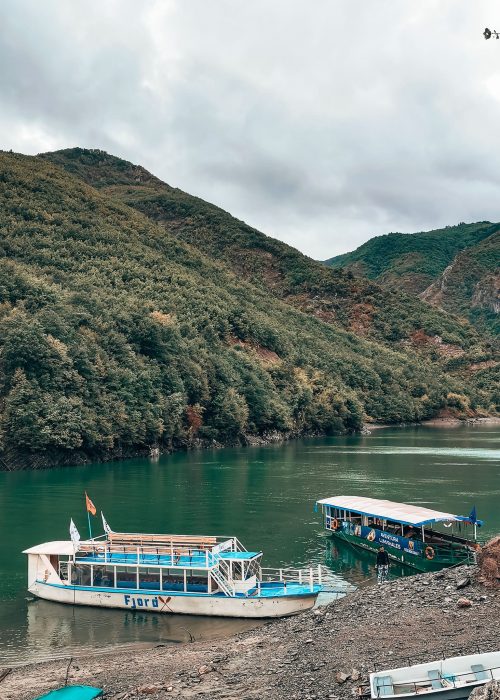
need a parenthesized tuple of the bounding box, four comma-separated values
(77, 549, 261, 568)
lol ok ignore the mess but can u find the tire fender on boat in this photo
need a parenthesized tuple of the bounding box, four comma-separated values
(425, 546, 435, 560)
(331, 518, 339, 531)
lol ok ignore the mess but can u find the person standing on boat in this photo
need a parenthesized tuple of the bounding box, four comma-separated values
(376, 546, 389, 584)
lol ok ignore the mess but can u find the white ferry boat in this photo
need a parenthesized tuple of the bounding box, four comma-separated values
(24, 529, 322, 618)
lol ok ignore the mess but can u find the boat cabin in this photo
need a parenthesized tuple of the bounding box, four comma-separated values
(316, 496, 482, 571)
(25, 532, 263, 598)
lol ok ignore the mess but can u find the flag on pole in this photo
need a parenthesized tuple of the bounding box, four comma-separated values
(85, 492, 97, 516)
(101, 511, 113, 535)
(469, 505, 477, 524)
(69, 518, 80, 551)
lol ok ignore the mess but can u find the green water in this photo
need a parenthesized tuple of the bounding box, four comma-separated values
(1, 424, 499, 666)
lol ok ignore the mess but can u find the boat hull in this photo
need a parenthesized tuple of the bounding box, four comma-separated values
(331, 531, 457, 572)
(29, 580, 318, 618)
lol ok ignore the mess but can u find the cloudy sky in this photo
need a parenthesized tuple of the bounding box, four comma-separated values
(1, 1, 500, 258)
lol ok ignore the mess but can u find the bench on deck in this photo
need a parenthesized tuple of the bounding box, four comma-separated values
(375, 676, 394, 697)
(471, 665, 489, 682)
(108, 533, 218, 550)
(428, 670, 443, 689)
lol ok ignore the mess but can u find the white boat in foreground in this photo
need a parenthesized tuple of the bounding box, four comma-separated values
(24, 529, 322, 618)
(370, 651, 500, 700)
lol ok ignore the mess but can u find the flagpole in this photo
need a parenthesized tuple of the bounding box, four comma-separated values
(87, 509, 93, 540)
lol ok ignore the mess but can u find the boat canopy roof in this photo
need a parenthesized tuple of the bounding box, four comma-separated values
(316, 496, 482, 527)
(23, 541, 80, 555)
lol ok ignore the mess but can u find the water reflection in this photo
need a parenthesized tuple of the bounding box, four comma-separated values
(20, 599, 258, 667)
(323, 536, 411, 586)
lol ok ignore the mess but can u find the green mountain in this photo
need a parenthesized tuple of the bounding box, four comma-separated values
(40, 150, 492, 348)
(325, 223, 500, 333)
(0, 149, 496, 470)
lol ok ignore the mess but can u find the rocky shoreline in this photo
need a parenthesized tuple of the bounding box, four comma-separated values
(3, 563, 499, 700)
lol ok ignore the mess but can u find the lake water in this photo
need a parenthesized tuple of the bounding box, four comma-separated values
(1, 424, 499, 666)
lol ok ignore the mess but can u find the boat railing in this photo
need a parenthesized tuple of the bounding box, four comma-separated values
(377, 664, 500, 697)
(425, 542, 475, 564)
(76, 541, 234, 569)
(260, 565, 323, 590)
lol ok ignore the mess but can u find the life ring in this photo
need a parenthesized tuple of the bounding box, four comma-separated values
(425, 546, 435, 560)
(331, 518, 339, 531)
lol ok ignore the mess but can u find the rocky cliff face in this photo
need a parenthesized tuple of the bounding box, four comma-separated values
(471, 274, 500, 315)
(326, 223, 500, 335)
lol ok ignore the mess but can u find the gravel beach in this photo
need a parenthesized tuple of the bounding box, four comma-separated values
(2, 563, 499, 700)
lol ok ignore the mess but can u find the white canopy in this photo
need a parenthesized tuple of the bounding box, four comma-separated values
(23, 540, 89, 556)
(316, 496, 462, 526)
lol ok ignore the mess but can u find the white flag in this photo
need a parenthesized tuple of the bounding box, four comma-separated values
(101, 511, 113, 535)
(69, 518, 80, 551)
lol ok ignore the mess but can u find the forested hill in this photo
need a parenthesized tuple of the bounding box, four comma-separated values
(325, 223, 500, 334)
(40, 149, 492, 349)
(0, 149, 496, 470)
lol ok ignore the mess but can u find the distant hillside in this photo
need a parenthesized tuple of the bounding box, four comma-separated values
(40, 150, 493, 349)
(2, 149, 495, 469)
(325, 223, 499, 333)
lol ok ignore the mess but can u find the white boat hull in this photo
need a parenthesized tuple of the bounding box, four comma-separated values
(29, 581, 318, 618)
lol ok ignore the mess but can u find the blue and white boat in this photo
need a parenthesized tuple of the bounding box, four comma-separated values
(24, 529, 322, 618)
(370, 650, 500, 699)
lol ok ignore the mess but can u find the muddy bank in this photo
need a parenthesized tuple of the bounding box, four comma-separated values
(3, 564, 499, 700)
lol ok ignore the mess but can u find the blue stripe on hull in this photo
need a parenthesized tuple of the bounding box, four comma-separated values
(37, 580, 320, 600)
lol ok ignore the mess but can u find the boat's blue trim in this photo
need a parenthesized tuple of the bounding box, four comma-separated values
(36, 580, 320, 599)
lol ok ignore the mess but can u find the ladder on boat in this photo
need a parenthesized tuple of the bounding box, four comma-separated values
(210, 558, 235, 596)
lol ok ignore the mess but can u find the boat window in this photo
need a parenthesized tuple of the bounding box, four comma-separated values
(71, 565, 91, 586)
(246, 560, 260, 579)
(161, 572, 185, 591)
(116, 566, 138, 588)
(232, 562, 242, 580)
(139, 568, 160, 590)
(92, 565, 113, 587)
(59, 561, 69, 582)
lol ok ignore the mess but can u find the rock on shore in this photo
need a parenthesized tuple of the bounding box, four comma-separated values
(470, 681, 500, 700)
(2, 564, 499, 700)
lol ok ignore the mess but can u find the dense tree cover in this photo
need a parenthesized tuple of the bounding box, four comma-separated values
(40, 149, 494, 349)
(0, 151, 496, 469)
(325, 222, 499, 333)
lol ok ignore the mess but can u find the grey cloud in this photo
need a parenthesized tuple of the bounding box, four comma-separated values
(1, 0, 500, 258)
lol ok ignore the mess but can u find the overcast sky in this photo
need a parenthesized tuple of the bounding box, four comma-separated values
(1, 1, 500, 258)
